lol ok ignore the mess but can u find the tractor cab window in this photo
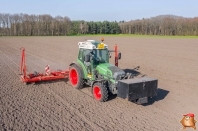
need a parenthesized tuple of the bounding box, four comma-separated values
(78, 48, 92, 62)
(92, 49, 109, 63)
(78, 48, 83, 61)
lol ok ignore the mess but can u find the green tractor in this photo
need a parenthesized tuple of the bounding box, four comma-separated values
(69, 38, 158, 104)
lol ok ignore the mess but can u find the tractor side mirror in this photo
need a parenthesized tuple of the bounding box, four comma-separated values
(85, 54, 90, 62)
(118, 52, 121, 59)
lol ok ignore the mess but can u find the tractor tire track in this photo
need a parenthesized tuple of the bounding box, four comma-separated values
(0, 44, 115, 131)
(0, 40, 137, 130)
(1, 41, 70, 72)
(0, 42, 105, 131)
(1, 37, 198, 131)
(0, 43, 142, 130)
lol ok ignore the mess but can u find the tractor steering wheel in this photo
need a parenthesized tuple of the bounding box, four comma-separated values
(90, 51, 101, 62)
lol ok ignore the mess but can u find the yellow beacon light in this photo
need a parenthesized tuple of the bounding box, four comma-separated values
(98, 38, 105, 49)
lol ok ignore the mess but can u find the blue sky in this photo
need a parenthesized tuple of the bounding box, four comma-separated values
(0, 0, 197, 21)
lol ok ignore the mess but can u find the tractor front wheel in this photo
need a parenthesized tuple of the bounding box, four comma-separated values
(69, 64, 84, 89)
(92, 82, 108, 102)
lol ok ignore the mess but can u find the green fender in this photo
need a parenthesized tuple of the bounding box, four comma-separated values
(69, 60, 88, 79)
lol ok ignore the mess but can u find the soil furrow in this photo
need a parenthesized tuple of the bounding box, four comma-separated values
(0, 36, 197, 131)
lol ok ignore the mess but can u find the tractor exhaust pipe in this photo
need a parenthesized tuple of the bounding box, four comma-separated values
(115, 44, 118, 67)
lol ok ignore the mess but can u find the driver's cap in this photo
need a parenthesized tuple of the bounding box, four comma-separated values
(183, 113, 194, 117)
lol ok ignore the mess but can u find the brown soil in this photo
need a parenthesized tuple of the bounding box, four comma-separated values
(0, 36, 198, 131)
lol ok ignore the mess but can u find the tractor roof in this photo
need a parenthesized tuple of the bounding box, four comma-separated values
(78, 40, 108, 49)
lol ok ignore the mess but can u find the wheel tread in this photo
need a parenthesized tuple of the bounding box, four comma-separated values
(69, 64, 84, 89)
(93, 82, 108, 102)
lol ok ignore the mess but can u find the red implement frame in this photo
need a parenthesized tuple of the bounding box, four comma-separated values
(20, 48, 69, 84)
(114, 44, 118, 67)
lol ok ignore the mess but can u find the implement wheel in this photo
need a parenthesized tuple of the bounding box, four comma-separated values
(69, 64, 83, 89)
(92, 82, 108, 102)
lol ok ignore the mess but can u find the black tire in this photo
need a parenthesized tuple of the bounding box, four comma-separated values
(69, 64, 84, 89)
(92, 82, 108, 102)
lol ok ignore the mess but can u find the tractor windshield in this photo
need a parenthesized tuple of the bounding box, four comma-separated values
(93, 49, 109, 63)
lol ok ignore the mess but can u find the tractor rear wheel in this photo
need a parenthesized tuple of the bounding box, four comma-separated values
(92, 82, 108, 102)
(69, 64, 84, 89)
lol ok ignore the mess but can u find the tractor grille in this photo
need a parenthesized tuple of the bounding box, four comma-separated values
(108, 66, 124, 74)
(108, 66, 125, 80)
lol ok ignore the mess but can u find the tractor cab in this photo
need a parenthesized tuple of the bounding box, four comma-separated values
(77, 39, 114, 79)
(78, 40, 109, 64)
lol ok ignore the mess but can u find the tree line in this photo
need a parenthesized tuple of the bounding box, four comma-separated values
(120, 15, 198, 36)
(0, 13, 71, 36)
(0, 13, 198, 36)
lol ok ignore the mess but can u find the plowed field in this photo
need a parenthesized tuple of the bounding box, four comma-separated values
(0, 36, 198, 131)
